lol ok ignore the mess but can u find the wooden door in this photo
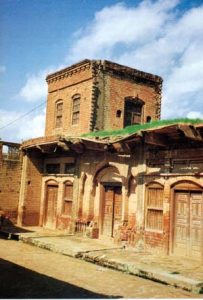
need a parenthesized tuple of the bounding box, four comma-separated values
(173, 191, 203, 259)
(190, 192, 203, 259)
(102, 186, 122, 237)
(44, 185, 58, 228)
(173, 191, 189, 257)
(113, 187, 122, 232)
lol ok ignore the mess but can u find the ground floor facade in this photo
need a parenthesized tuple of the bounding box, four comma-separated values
(16, 133, 203, 262)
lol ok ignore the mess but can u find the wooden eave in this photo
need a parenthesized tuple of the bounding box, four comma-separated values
(22, 140, 59, 150)
(20, 122, 203, 155)
(140, 123, 203, 146)
(0, 141, 21, 147)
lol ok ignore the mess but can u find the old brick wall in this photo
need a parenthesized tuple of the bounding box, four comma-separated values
(39, 155, 77, 231)
(103, 74, 161, 130)
(73, 145, 203, 256)
(143, 146, 203, 255)
(22, 151, 44, 226)
(0, 144, 22, 224)
(44, 60, 162, 137)
(45, 62, 93, 137)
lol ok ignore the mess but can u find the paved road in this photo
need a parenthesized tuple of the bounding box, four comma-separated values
(0, 239, 201, 298)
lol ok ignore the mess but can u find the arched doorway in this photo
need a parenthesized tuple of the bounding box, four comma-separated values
(44, 180, 58, 228)
(172, 181, 203, 260)
(97, 166, 123, 237)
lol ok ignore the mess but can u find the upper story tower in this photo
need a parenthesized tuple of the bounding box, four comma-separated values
(45, 59, 162, 137)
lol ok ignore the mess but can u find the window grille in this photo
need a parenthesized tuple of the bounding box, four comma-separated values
(63, 182, 73, 215)
(72, 95, 80, 125)
(55, 101, 63, 128)
(146, 184, 163, 231)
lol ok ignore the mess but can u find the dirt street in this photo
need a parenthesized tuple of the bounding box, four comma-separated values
(0, 239, 201, 298)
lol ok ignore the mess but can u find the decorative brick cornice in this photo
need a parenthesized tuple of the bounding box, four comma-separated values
(46, 59, 91, 84)
(46, 59, 163, 85)
(102, 60, 163, 84)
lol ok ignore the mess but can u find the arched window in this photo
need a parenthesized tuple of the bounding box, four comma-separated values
(63, 181, 73, 215)
(146, 182, 164, 231)
(124, 97, 144, 127)
(55, 100, 63, 128)
(72, 94, 80, 125)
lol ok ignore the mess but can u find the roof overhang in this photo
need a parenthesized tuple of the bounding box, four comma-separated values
(21, 123, 203, 155)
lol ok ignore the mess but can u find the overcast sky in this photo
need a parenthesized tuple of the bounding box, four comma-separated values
(0, 0, 203, 142)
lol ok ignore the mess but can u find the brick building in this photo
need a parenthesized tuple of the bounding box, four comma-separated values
(0, 141, 21, 223)
(7, 59, 203, 261)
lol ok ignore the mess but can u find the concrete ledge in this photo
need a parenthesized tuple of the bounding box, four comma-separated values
(81, 252, 203, 294)
(19, 236, 80, 257)
(17, 234, 203, 294)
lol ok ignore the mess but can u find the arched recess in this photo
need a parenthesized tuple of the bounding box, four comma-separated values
(171, 180, 203, 191)
(145, 182, 164, 232)
(44, 180, 58, 228)
(95, 165, 123, 238)
(63, 180, 73, 216)
(170, 180, 203, 260)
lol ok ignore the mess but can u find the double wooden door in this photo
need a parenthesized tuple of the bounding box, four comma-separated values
(102, 186, 122, 237)
(173, 190, 203, 259)
(44, 185, 58, 228)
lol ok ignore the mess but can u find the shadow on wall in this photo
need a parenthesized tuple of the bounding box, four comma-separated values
(0, 258, 120, 299)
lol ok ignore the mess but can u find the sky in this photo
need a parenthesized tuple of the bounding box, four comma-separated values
(0, 0, 203, 142)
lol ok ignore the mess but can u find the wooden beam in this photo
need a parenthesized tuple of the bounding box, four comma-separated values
(57, 141, 70, 151)
(36, 145, 45, 153)
(144, 132, 167, 147)
(178, 125, 203, 141)
(71, 142, 85, 154)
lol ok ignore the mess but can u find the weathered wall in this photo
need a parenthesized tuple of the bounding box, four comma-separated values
(143, 146, 203, 255)
(19, 150, 44, 226)
(39, 175, 77, 232)
(0, 143, 22, 223)
(73, 145, 203, 257)
(45, 60, 162, 136)
(39, 155, 77, 231)
(17, 140, 203, 260)
(45, 61, 93, 137)
(103, 74, 161, 130)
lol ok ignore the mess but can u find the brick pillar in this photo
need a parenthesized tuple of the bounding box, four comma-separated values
(17, 153, 28, 226)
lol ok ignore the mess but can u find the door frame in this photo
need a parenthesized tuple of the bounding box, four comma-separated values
(100, 182, 122, 237)
(43, 180, 58, 228)
(170, 181, 203, 260)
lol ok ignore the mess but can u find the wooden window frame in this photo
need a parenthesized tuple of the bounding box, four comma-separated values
(55, 100, 63, 128)
(72, 94, 80, 125)
(124, 97, 144, 127)
(63, 181, 73, 216)
(145, 183, 164, 232)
